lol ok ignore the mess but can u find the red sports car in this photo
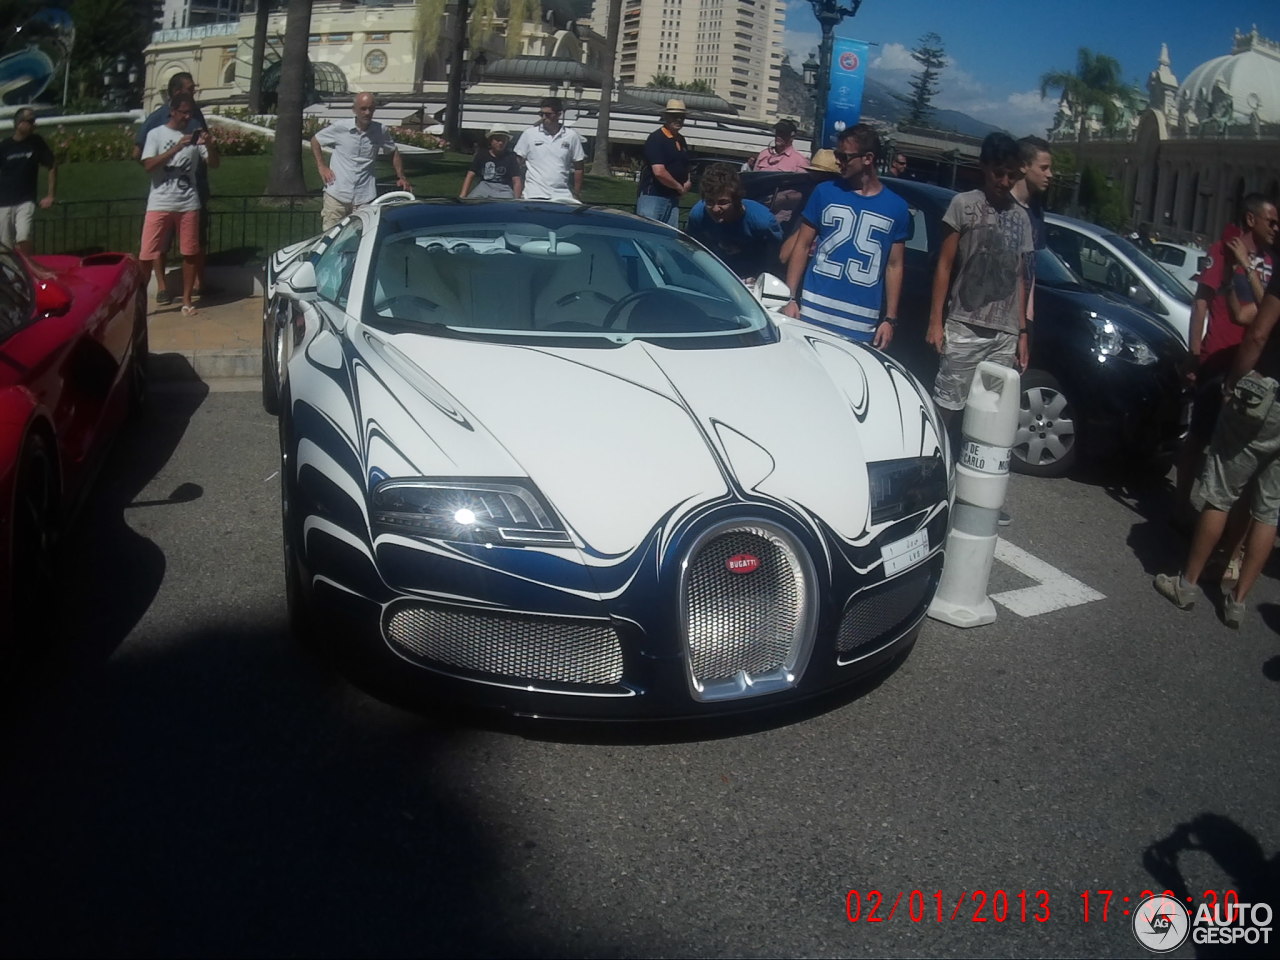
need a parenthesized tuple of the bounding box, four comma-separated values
(0, 246, 147, 654)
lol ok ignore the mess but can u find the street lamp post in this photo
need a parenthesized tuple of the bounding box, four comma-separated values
(101, 54, 139, 111)
(804, 0, 863, 149)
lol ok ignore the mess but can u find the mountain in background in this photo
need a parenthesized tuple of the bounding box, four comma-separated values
(777, 59, 1005, 139)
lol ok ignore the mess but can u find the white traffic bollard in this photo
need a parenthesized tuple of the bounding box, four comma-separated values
(928, 361, 1021, 628)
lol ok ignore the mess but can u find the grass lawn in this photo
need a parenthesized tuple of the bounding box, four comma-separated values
(34, 151, 658, 262)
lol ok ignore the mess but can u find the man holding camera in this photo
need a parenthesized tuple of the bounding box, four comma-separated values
(135, 72, 210, 304)
(140, 92, 219, 316)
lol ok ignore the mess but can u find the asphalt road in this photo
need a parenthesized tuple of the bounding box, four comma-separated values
(0, 388, 1276, 958)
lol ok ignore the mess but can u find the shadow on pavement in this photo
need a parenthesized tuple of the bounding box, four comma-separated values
(1143, 812, 1280, 958)
(0, 617, 565, 958)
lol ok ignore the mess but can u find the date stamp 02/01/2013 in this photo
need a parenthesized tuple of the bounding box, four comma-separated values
(843, 888, 1248, 925)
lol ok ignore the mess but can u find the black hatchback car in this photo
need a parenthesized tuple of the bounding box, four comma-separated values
(743, 171, 1191, 477)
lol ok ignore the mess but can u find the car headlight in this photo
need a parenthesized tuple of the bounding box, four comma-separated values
(1088, 312, 1156, 365)
(371, 479, 571, 546)
(868, 456, 948, 525)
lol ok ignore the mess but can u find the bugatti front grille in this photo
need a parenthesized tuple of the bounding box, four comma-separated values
(835, 557, 941, 659)
(384, 603, 623, 685)
(681, 522, 816, 701)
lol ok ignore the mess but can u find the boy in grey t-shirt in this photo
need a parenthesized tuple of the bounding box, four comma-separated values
(927, 132, 1033, 419)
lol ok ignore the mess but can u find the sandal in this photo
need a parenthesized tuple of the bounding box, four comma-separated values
(180, 304, 198, 317)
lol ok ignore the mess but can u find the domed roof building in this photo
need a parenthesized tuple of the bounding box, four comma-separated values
(1053, 28, 1280, 243)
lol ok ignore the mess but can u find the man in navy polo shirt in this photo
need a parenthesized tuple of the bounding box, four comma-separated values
(636, 99, 692, 227)
(782, 123, 909, 350)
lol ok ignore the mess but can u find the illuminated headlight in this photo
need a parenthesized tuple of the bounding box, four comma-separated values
(868, 456, 948, 524)
(371, 479, 571, 546)
(1089, 312, 1156, 365)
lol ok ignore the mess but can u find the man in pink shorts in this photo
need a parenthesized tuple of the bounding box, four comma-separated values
(140, 92, 219, 315)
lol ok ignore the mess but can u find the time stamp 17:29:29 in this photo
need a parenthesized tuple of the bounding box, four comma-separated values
(843, 888, 1241, 924)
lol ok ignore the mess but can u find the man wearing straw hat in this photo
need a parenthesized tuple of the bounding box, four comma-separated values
(636, 98, 692, 227)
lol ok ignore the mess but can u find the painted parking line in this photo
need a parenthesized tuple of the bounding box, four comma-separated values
(990, 539, 1106, 617)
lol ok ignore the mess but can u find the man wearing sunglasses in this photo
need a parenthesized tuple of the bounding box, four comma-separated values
(782, 123, 909, 351)
(514, 97, 584, 203)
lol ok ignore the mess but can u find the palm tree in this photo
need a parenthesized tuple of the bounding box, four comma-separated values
(1039, 48, 1137, 143)
(591, 0, 621, 175)
(264, 0, 313, 195)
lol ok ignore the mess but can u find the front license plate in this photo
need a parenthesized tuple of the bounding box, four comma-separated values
(881, 528, 929, 576)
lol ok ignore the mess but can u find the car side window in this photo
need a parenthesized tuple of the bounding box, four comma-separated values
(0, 252, 32, 340)
(313, 221, 363, 308)
(904, 206, 928, 253)
(1077, 236, 1138, 296)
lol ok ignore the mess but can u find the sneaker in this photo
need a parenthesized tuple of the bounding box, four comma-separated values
(1223, 591, 1245, 629)
(1153, 572, 1196, 610)
(155, 290, 172, 305)
(997, 510, 1012, 526)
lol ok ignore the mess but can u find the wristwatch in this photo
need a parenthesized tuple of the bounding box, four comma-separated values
(883, 316, 898, 327)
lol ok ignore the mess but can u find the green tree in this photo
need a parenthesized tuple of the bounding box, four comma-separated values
(66, 0, 157, 101)
(894, 32, 946, 128)
(1039, 47, 1138, 144)
(646, 73, 677, 88)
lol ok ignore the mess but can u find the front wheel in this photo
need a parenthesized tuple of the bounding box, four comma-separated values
(261, 297, 285, 416)
(1012, 369, 1078, 477)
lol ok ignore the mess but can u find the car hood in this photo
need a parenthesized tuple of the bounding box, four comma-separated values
(352, 322, 943, 557)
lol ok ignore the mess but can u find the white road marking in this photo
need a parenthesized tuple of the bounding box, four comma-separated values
(990, 539, 1105, 617)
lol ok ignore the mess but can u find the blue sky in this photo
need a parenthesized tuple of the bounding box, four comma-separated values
(782, 2, 1280, 135)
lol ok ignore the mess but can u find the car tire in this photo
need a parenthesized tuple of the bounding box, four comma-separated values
(128, 288, 149, 416)
(279, 400, 319, 648)
(261, 298, 283, 416)
(1012, 369, 1078, 478)
(7, 433, 58, 664)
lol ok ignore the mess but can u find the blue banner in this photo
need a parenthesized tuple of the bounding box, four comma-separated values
(822, 37, 868, 150)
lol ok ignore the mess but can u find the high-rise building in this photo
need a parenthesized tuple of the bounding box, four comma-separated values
(593, 0, 785, 123)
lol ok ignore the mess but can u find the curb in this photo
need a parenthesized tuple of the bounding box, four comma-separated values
(150, 347, 261, 383)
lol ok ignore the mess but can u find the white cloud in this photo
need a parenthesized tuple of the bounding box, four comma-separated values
(782, 28, 1057, 136)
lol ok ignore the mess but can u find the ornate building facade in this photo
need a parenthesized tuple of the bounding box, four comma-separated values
(1050, 28, 1280, 243)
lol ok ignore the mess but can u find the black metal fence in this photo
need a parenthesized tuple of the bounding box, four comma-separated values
(32, 195, 323, 264)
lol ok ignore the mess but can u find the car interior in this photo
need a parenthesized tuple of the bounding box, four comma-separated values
(367, 227, 763, 337)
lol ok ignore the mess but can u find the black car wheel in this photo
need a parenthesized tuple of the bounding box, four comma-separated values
(7, 433, 58, 668)
(128, 288, 149, 415)
(261, 297, 284, 416)
(1013, 369, 1078, 477)
(279, 401, 320, 647)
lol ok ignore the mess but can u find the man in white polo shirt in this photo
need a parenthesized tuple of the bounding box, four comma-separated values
(514, 97, 584, 202)
(311, 92, 412, 229)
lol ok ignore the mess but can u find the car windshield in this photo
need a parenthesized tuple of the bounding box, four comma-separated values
(1034, 247, 1086, 289)
(1104, 232, 1194, 305)
(365, 209, 770, 344)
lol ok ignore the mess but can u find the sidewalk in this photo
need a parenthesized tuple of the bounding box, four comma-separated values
(147, 265, 264, 383)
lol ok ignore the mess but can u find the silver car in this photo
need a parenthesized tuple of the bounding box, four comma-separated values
(1045, 214, 1194, 345)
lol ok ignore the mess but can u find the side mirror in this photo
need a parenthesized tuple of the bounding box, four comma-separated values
(278, 258, 319, 300)
(752, 272, 791, 308)
(1126, 283, 1156, 310)
(34, 278, 72, 317)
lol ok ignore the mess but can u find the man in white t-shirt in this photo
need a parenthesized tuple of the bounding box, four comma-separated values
(513, 97, 584, 202)
(140, 92, 219, 315)
(312, 92, 411, 230)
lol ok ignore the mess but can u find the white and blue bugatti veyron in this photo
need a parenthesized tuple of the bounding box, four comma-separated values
(261, 195, 951, 720)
